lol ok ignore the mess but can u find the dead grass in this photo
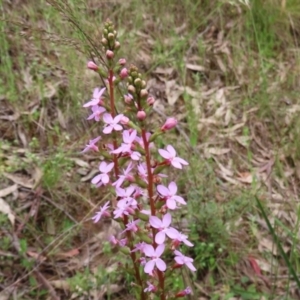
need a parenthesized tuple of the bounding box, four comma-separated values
(1, 0, 300, 299)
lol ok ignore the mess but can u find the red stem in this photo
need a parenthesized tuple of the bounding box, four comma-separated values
(108, 70, 147, 300)
(141, 128, 165, 300)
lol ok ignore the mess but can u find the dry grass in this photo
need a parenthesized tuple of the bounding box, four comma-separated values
(1, 0, 300, 299)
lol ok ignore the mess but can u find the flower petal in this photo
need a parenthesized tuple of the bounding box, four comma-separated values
(155, 231, 166, 244)
(168, 181, 177, 194)
(149, 216, 162, 228)
(158, 149, 171, 159)
(162, 213, 172, 227)
(144, 260, 155, 274)
(156, 258, 166, 272)
(144, 244, 154, 257)
(166, 145, 176, 156)
(166, 198, 176, 209)
(157, 185, 169, 197)
(91, 174, 102, 185)
(155, 244, 165, 257)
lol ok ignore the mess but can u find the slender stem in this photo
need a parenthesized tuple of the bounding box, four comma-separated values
(108, 70, 146, 300)
(141, 128, 165, 300)
(108, 69, 119, 187)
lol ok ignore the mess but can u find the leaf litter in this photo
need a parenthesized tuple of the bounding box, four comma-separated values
(1, 1, 300, 299)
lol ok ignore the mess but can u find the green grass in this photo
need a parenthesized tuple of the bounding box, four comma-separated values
(1, 0, 300, 299)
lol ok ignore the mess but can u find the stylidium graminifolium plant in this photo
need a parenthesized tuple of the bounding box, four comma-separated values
(81, 20, 195, 300)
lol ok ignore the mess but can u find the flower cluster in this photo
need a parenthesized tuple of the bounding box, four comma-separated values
(82, 20, 195, 299)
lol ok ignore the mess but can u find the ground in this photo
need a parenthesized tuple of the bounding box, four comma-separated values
(1, 0, 300, 299)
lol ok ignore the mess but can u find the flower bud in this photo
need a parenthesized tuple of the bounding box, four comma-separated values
(106, 50, 114, 59)
(119, 58, 126, 65)
(128, 85, 136, 94)
(120, 115, 129, 125)
(114, 41, 120, 49)
(147, 96, 155, 106)
(124, 94, 133, 104)
(137, 110, 146, 120)
(87, 61, 98, 71)
(134, 78, 142, 87)
(161, 117, 178, 131)
(140, 89, 148, 98)
(141, 80, 146, 88)
(108, 32, 114, 40)
(120, 68, 128, 79)
(101, 38, 108, 45)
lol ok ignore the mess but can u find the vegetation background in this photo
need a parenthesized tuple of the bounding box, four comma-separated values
(1, 0, 300, 299)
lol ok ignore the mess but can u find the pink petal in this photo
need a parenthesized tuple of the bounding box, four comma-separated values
(173, 195, 186, 205)
(175, 256, 184, 264)
(158, 149, 171, 159)
(144, 260, 155, 274)
(155, 231, 166, 244)
(166, 145, 176, 156)
(102, 174, 110, 184)
(103, 113, 113, 123)
(99, 162, 108, 172)
(103, 126, 113, 134)
(156, 258, 166, 272)
(186, 262, 196, 272)
(149, 216, 162, 229)
(91, 136, 101, 144)
(168, 182, 177, 194)
(175, 157, 189, 165)
(105, 162, 115, 172)
(155, 244, 165, 257)
(166, 198, 176, 210)
(91, 174, 102, 185)
(157, 185, 169, 197)
(113, 124, 123, 131)
(171, 161, 183, 169)
(144, 244, 154, 257)
(123, 130, 130, 143)
(162, 213, 172, 227)
(114, 114, 124, 123)
(166, 228, 178, 239)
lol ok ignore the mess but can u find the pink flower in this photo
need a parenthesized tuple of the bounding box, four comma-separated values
(161, 118, 177, 131)
(149, 213, 178, 244)
(103, 113, 124, 134)
(137, 163, 148, 183)
(175, 287, 192, 297)
(157, 182, 186, 210)
(113, 162, 135, 187)
(174, 250, 196, 272)
(114, 186, 138, 218)
(111, 130, 141, 161)
(81, 136, 101, 153)
(144, 281, 157, 293)
(143, 244, 166, 274)
(87, 105, 106, 121)
(172, 230, 193, 247)
(121, 219, 140, 234)
(109, 235, 127, 247)
(83, 87, 106, 107)
(131, 242, 147, 253)
(91, 161, 114, 187)
(158, 145, 188, 169)
(92, 201, 110, 223)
